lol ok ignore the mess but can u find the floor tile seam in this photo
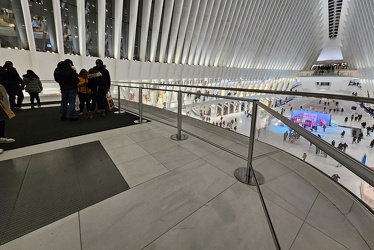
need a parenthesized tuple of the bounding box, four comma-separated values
(1, 155, 33, 244)
(256, 163, 293, 184)
(140, 181, 237, 250)
(135, 137, 179, 155)
(149, 151, 201, 171)
(257, 186, 306, 221)
(129, 134, 165, 144)
(99, 141, 137, 151)
(289, 191, 322, 249)
(342, 200, 372, 250)
(78, 211, 83, 250)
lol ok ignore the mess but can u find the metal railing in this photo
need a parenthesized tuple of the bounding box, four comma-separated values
(110, 82, 374, 249)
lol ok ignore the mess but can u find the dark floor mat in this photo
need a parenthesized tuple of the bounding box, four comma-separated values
(2, 106, 140, 150)
(0, 141, 130, 245)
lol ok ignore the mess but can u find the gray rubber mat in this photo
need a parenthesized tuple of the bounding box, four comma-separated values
(0, 141, 130, 245)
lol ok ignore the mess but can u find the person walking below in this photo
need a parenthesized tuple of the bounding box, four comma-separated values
(341, 130, 345, 138)
(370, 139, 374, 148)
(77, 69, 91, 116)
(0, 61, 24, 110)
(94, 59, 111, 116)
(54, 59, 79, 121)
(23, 70, 43, 109)
(362, 153, 367, 165)
(302, 153, 307, 161)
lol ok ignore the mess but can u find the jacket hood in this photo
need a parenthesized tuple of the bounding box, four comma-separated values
(88, 72, 102, 78)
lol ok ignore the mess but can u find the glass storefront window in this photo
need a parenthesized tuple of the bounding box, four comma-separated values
(105, 0, 114, 58)
(29, 0, 57, 52)
(60, 0, 79, 55)
(121, 0, 130, 59)
(85, 0, 98, 57)
(0, 0, 29, 50)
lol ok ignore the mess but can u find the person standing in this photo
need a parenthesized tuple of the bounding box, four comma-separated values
(87, 67, 104, 118)
(77, 69, 90, 116)
(283, 131, 288, 141)
(362, 153, 367, 165)
(95, 59, 111, 116)
(0, 61, 24, 110)
(302, 152, 307, 161)
(341, 130, 345, 138)
(54, 59, 79, 121)
(23, 70, 43, 109)
(0, 84, 15, 152)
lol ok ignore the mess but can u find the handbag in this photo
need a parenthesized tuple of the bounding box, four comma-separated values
(106, 92, 115, 111)
(0, 99, 16, 119)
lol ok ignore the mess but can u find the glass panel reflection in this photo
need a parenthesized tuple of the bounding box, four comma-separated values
(105, 0, 114, 58)
(120, 0, 129, 59)
(29, 0, 57, 52)
(85, 0, 98, 57)
(60, 0, 79, 55)
(0, 0, 28, 49)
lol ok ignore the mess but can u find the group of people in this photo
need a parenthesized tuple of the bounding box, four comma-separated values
(54, 58, 111, 120)
(0, 61, 45, 152)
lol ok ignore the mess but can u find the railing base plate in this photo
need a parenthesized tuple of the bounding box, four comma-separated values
(134, 120, 147, 124)
(234, 167, 264, 186)
(170, 134, 188, 141)
(114, 109, 126, 114)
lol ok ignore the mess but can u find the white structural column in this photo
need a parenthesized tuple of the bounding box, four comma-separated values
(167, 0, 184, 63)
(20, 0, 38, 71)
(76, 0, 86, 57)
(193, 0, 216, 65)
(128, 0, 139, 60)
(174, 0, 193, 64)
(187, 0, 207, 64)
(139, 0, 152, 61)
(113, 0, 124, 59)
(181, 0, 201, 64)
(158, 0, 174, 62)
(98, 0, 106, 58)
(149, 0, 164, 62)
(51, 0, 64, 60)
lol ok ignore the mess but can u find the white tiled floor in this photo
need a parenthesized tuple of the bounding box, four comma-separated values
(1, 104, 374, 249)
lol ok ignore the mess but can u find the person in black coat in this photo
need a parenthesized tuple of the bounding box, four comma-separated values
(87, 67, 104, 118)
(54, 59, 79, 121)
(95, 59, 111, 115)
(0, 61, 24, 110)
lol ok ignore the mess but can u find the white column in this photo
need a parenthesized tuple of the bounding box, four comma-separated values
(76, 0, 86, 56)
(139, 0, 152, 61)
(52, 0, 64, 60)
(20, 0, 38, 72)
(149, 0, 164, 62)
(114, 0, 124, 59)
(128, 0, 139, 60)
(98, 0, 106, 58)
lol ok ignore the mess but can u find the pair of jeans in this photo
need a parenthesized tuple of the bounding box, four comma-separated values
(8, 90, 24, 109)
(29, 93, 41, 106)
(60, 89, 77, 119)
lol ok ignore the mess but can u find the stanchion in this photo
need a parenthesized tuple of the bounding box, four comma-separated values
(134, 87, 147, 123)
(114, 85, 126, 114)
(171, 91, 188, 141)
(234, 101, 264, 185)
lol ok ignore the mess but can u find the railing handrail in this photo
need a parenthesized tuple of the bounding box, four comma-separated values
(111, 81, 374, 105)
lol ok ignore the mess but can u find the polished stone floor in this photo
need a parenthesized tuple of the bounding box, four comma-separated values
(0, 115, 373, 249)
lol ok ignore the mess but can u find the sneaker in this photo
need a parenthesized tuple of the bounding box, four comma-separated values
(0, 149, 3, 154)
(0, 137, 15, 143)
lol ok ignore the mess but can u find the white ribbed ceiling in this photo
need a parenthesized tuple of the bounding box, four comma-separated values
(342, 0, 374, 71)
(151, 0, 324, 71)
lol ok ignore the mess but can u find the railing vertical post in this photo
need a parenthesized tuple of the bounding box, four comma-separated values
(114, 85, 125, 114)
(234, 100, 264, 185)
(134, 87, 147, 123)
(171, 91, 188, 141)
